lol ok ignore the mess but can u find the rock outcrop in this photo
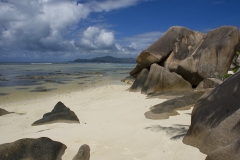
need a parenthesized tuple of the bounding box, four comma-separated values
(121, 76, 136, 85)
(0, 108, 13, 116)
(178, 26, 239, 86)
(135, 26, 205, 70)
(72, 144, 90, 160)
(32, 101, 80, 126)
(144, 90, 206, 120)
(0, 137, 66, 160)
(134, 64, 192, 94)
(144, 64, 192, 94)
(205, 140, 240, 160)
(183, 71, 240, 159)
(129, 68, 149, 92)
(196, 78, 222, 90)
(130, 26, 240, 87)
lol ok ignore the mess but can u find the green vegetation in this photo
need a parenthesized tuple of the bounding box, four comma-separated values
(74, 56, 136, 63)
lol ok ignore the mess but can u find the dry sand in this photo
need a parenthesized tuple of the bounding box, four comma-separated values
(0, 84, 206, 160)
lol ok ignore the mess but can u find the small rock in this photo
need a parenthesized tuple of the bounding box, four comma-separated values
(0, 108, 13, 116)
(32, 101, 80, 126)
(72, 144, 90, 160)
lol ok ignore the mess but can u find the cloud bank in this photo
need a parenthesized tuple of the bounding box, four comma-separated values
(0, 0, 162, 61)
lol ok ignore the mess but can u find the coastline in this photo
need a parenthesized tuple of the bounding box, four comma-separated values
(0, 62, 134, 105)
(0, 83, 206, 160)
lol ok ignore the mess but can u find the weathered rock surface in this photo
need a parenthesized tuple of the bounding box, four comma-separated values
(72, 144, 90, 160)
(196, 78, 222, 90)
(129, 64, 143, 77)
(178, 26, 239, 86)
(144, 90, 207, 120)
(136, 26, 205, 69)
(205, 140, 240, 160)
(130, 26, 240, 87)
(129, 68, 149, 92)
(32, 101, 80, 126)
(0, 137, 66, 160)
(0, 108, 13, 116)
(183, 71, 240, 159)
(141, 64, 192, 94)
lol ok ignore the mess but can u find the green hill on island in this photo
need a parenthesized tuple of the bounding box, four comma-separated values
(73, 56, 136, 63)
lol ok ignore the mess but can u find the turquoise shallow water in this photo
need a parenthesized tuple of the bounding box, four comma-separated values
(0, 63, 135, 104)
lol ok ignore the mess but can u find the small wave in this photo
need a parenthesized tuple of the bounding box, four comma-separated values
(31, 63, 52, 65)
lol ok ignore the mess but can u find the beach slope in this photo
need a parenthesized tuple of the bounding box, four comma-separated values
(0, 85, 206, 160)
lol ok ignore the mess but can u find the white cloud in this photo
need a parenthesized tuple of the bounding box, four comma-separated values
(85, 0, 139, 12)
(129, 42, 137, 49)
(76, 26, 116, 50)
(122, 31, 164, 50)
(0, 0, 91, 52)
(0, 0, 161, 61)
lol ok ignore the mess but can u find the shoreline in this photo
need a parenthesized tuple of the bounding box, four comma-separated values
(0, 84, 206, 160)
(0, 77, 127, 106)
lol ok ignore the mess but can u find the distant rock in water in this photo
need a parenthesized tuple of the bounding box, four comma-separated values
(183, 71, 240, 159)
(32, 101, 80, 126)
(0, 137, 66, 160)
(72, 144, 90, 160)
(74, 56, 136, 63)
(0, 108, 13, 116)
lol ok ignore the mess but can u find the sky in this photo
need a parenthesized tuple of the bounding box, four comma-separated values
(0, 0, 240, 62)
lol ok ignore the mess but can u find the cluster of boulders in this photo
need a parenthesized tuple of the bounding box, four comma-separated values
(128, 26, 240, 160)
(129, 26, 240, 92)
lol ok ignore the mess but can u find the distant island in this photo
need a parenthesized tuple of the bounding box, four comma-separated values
(73, 56, 136, 63)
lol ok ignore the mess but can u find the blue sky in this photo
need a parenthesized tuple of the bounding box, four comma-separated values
(0, 0, 239, 62)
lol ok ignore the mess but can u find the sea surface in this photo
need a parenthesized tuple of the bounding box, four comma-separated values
(0, 62, 135, 105)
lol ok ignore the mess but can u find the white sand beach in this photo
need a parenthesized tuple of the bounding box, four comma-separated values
(0, 84, 206, 160)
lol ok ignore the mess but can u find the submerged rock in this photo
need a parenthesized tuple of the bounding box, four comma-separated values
(72, 144, 90, 160)
(0, 137, 66, 160)
(183, 71, 240, 159)
(0, 78, 8, 81)
(32, 101, 80, 126)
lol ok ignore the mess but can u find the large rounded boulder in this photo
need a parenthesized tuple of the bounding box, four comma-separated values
(183, 71, 240, 159)
(134, 26, 205, 70)
(0, 137, 66, 160)
(178, 26, 239, 86)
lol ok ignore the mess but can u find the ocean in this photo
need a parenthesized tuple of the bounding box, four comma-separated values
(0, 62, 135, 105)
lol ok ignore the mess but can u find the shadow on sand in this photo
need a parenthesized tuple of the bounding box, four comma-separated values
(145, 124, 189, 140)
